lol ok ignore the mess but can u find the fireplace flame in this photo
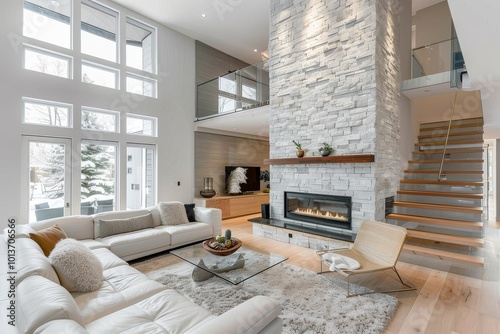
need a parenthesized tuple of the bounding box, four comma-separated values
(293, 207, 348, 222)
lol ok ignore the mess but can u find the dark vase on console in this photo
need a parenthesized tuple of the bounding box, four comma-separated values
(200, 177, 216, 198)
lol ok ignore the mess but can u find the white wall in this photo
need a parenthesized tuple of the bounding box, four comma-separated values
(0, 0, 196, 229)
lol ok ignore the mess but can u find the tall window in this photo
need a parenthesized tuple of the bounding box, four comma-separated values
(23, 0, 71, 49)
(81, 141, 117, 213)
(81, 0, 118, 62)
(126, 17, 155, 73)
(127, 145, 156, 209)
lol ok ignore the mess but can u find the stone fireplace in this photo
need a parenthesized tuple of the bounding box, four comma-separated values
(284, 192, 351, 232)
(266, 0, 402, 237)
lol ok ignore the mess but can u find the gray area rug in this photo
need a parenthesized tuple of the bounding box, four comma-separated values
(131, 253, 398, 334)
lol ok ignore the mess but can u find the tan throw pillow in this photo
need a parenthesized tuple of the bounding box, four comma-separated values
(158, 201, 189, 225)
(29, 225, 67, 257)
(49, 238, 103, 293)
(99, 213, 154, 238)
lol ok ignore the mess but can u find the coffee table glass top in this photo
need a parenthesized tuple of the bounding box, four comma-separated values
(170, 242, 288, 285)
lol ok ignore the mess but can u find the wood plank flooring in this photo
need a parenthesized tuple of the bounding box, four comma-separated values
(223, 214, 500, 334)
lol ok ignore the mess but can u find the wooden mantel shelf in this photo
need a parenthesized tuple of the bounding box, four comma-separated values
(264, 154, 375, 165)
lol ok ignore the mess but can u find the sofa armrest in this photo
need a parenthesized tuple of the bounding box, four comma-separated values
(185, 296, 281, 334)
(194, 207, 222, 237)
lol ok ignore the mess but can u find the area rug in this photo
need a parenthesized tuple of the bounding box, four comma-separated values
(131, 253, 398, 334)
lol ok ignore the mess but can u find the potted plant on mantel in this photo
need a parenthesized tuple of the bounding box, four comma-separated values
(293, 140, 304, 158)
(319, 143, 333, 156)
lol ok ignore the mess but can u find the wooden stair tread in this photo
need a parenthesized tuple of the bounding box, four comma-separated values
(416, 139, 484, 146)
(406, 230, 484, 248)
(392, 201, 483, 214)
(419, 122, 485, 132)
(386, 213, 483, 230)
(412, 148, 485, 154)
(402, 244, 484, 267)
(418, 131, 484, 139)
(420, 117, 484, 126)
(400, 179, 483, 186)
(397, 190, 483, 199)
(404, 170, 483, 174)
(408, 159, 483, 164)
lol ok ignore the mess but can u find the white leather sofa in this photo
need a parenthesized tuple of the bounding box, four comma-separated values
(5, 205, 283, 334)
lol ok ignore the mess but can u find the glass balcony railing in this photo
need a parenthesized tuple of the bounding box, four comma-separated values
(197, 61, 269, 119)
(411, 37, 465, 87)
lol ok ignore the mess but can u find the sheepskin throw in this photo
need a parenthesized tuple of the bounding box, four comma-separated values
(158, 202, 189, 225)
(49, 238, 103, 292)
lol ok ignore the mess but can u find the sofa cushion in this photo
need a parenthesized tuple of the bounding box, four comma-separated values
(29, 224, 67, 256)
(85, 289, 215, 334)
(33, 319, 89, 334)
(158, 201, 189, 225)
(156, 223, 212, 247)
(91, 248, 128, 271)
(72, 265, 166, 323)
(49, 239, 103, 292)
(99, 213, 154, 238)
(17, 275, 86, 334)
(16, 238, 60, 285)
(184, 203, 196, 222)
(100, 228, 171, 260)
(30, 215, 95, 240)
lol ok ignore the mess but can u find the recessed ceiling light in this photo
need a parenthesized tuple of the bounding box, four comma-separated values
(253, 49, 258, 52)
(201, 13, 207, 18)
(51, 0, 60, 5)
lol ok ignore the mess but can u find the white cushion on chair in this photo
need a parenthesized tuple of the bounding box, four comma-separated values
(322, 253, 361, 271)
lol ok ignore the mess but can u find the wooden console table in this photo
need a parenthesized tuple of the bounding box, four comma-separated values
(194, 193, 269, 219)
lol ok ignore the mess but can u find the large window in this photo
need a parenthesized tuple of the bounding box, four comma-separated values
(81, 0, 118, 62)
(126, 17, 155, 73)
(23, 98, 72, 128)
(23, 0, 71, 49)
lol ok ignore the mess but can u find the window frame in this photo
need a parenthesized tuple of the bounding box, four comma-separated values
(126, 72, 157, 98)
(23, 44, 73, 79)
(22, 97, 73, 128)
(126, 16, 157, 74)
(81, 60, 120, 89)
(81, 107, 120, 133)
(126, 113, 157, 137)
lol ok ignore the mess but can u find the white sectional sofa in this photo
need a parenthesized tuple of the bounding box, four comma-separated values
(6, 204, 282, 334)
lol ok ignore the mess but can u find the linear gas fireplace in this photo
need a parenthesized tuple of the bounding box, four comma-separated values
(284, 192, 352, 231)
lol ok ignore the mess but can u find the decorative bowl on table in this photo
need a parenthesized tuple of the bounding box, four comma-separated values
(203, 237, 242, 256)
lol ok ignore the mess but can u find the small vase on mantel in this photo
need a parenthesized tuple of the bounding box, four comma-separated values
(296, 149, 305, 158)
(200, 177, 216, 198)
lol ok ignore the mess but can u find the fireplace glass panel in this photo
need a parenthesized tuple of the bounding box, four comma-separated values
(284, 192, 352, 230)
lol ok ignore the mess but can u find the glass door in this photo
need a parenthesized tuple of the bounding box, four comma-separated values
(126, 144, 156, 210)
(24, 136, 72, 223)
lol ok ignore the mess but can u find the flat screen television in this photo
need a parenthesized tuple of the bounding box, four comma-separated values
(225, 166, 261, 194)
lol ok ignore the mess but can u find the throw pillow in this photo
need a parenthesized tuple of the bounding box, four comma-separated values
(184, 203, 196, 222)
(49, 238, 103, 292)
(98, 213, 154, 238)
(29, 225, 67, 257)
(158, 201, 189, 225)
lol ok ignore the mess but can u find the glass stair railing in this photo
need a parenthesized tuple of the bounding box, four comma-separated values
(196, 61, 269, 120)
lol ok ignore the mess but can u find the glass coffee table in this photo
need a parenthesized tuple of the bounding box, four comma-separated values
(170, 241, 288, 285)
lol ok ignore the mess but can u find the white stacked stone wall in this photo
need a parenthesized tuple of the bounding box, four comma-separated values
(268, 0, 400, 234)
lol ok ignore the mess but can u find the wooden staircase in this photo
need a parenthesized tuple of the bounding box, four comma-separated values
(386, 117, 485, 267)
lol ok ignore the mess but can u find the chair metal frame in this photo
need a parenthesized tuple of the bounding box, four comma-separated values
(316, 220, 416, 297)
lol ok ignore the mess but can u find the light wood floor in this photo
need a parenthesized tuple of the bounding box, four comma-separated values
(224, 214, 500, 334)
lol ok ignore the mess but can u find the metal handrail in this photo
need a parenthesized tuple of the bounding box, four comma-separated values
(437, 92, 458, 181)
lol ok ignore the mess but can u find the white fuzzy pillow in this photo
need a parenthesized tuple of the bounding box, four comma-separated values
(158, 201, 189, 225)
(49, 238, 103, 292)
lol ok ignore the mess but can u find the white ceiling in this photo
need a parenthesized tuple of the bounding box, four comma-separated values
(110, 0, 270, 65)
